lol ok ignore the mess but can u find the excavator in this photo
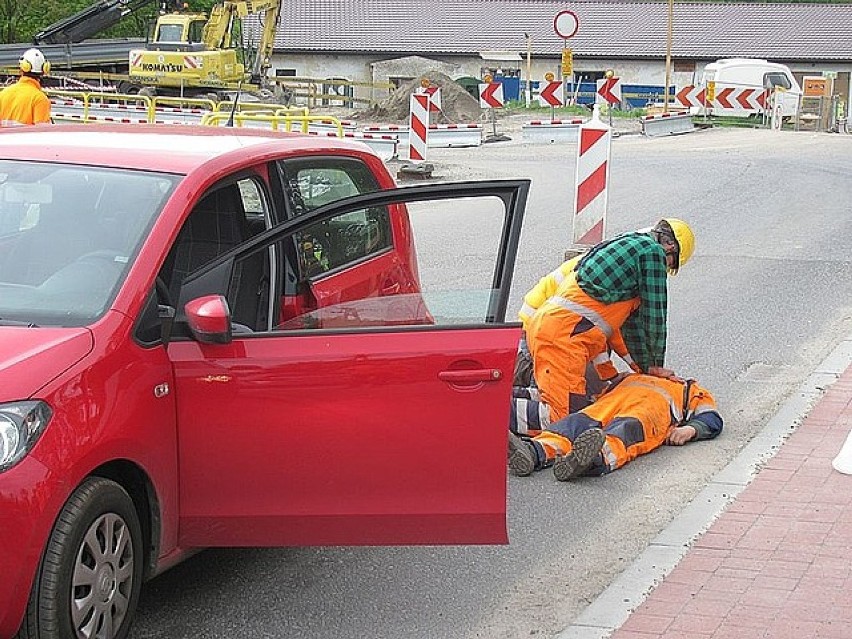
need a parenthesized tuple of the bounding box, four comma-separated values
(127, 0, 282, 97)
(30, 0, 281, 98)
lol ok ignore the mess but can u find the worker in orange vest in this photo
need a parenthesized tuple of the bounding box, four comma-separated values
(0, 48, 51, 127)
(510, 218, 696, 435)
(513, 254, 581, 388)
(508, 372, 723, 481)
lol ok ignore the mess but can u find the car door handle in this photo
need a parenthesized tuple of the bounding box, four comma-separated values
(438, 369, 503, 383)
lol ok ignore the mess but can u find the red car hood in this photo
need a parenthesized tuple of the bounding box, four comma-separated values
(0, 327, 93, 400)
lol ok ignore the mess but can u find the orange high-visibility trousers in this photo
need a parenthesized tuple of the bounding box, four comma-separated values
(525, 271, 640, 422)
(530, 375, 719, 474)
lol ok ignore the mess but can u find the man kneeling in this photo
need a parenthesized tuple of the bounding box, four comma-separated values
(508, 373, 722, 481)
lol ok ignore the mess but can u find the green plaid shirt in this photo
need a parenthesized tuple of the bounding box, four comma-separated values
(575, 232, 668, 371)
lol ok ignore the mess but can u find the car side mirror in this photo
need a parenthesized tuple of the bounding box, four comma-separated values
(185, 295, 233, 345)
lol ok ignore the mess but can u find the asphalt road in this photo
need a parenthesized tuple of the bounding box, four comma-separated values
(129, 127, 852, 639)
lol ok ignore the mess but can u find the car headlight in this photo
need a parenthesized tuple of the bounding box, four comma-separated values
(0, 401, 52, 473)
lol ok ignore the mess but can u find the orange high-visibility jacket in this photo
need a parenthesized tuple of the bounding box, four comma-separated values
(0, 77, 51, 127)
(518, 256, 580, 331)
(582, 375, 718, 472)
(534, 374, 721, 474)
(526, 269, 640, 420)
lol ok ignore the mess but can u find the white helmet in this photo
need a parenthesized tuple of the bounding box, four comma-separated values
(19, 48, 50, 75)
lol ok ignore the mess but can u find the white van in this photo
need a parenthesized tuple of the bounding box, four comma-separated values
(700, 58, 802, 118)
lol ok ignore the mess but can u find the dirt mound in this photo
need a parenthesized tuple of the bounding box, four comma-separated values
(360, 71, 482, 124)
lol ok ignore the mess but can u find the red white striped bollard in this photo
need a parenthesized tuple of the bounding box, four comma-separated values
(572, 104, 611, 246)
(408, 93, 429, 162)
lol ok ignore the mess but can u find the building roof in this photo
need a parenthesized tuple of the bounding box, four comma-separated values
(261, 0, 852, 61)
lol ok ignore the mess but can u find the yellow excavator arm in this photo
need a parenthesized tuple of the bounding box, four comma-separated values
(202, 0, 281, 80)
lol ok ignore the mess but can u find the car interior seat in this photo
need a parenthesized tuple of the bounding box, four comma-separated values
(163, 184, 269, 331)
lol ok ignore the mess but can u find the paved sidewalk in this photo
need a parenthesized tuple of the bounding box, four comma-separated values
(606, 364, 852, 639)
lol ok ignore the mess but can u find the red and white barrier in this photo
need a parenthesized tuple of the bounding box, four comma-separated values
(363, 123, 482, 148)
(408, 93, 429, 162)
(306, 119, 358, 134)
(522, 118, 585, 143)
(307, 131, 399, 161)
(416, 86, 442, 112)
(362, 124, 408, 135)
(572, 105, 610, 246)
(427, 123, 482, 147)
(641, 112, 695, 137)
(675, 84, 769, 114)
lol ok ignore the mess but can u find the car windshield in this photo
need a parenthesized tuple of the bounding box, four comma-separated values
(0, 161, 178, 327)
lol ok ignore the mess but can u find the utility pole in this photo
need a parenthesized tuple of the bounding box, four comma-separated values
(664, 0, 673, 113)
(525, 32, 532, 108)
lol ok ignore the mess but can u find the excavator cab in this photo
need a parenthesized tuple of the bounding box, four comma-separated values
(150, 13, 208, 51)
(153, 14, 207, 45)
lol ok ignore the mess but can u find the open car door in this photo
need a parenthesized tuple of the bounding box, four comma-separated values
(168, 180, 528, 547)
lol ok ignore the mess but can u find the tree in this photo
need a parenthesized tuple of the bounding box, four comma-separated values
(0, 0, 222, 44)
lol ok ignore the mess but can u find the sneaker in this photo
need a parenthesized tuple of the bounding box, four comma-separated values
(508, 432, 537, 477)
(553, 428, 605, 482)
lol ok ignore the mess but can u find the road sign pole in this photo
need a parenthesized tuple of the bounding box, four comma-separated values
(554, 9, 579, 107)
(563, 37, 568, 105)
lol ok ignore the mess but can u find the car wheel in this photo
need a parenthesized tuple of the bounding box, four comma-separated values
(20, 478, 144, 639)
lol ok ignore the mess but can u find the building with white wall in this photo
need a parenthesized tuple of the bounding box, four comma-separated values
(246, 0, 852, 108)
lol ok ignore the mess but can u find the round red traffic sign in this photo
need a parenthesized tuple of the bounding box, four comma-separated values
(553, 10, 579, 39)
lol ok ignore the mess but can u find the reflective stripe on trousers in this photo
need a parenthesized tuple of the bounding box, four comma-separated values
(510, 386, 550, 435)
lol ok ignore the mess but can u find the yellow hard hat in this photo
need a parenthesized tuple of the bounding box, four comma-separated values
(662, 217, 695, 272)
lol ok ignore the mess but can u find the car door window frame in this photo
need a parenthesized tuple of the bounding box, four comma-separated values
(152, 170, 278, 340)
(176, 180, 529, 334)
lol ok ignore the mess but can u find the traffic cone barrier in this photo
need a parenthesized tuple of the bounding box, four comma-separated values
(572, 104, 610, 247)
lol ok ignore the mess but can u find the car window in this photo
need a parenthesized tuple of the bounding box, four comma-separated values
(277, 158, 392, 275)
(295, 205, 392, 276)
(187, 19, 206, 44)
(162, 176, 273, 330)
(0, 162, 177, 326)
(155, 23, 183, 42)
(764, 72, 791, 90)
(271, 190, 515, 331)
(238, 178, 269, 233)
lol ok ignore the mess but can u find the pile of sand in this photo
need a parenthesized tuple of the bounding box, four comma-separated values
(359, 71, 482, 124)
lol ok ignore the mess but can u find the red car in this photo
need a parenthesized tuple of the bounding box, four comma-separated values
(0, 125, 527, 639)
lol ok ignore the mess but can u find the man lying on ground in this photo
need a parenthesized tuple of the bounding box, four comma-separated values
(508, 372, 723, 481)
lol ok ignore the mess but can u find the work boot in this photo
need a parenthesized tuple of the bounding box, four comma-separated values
(553, 428, 605, 482)
(508, 432, 537, 477)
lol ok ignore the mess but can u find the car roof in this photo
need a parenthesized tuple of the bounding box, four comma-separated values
(0, 124, 375, 174)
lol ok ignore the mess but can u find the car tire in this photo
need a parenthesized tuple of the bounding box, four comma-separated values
(18, 478, 144, 639)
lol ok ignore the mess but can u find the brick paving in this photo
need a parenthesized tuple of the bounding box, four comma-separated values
(610, 365, 852, 639)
